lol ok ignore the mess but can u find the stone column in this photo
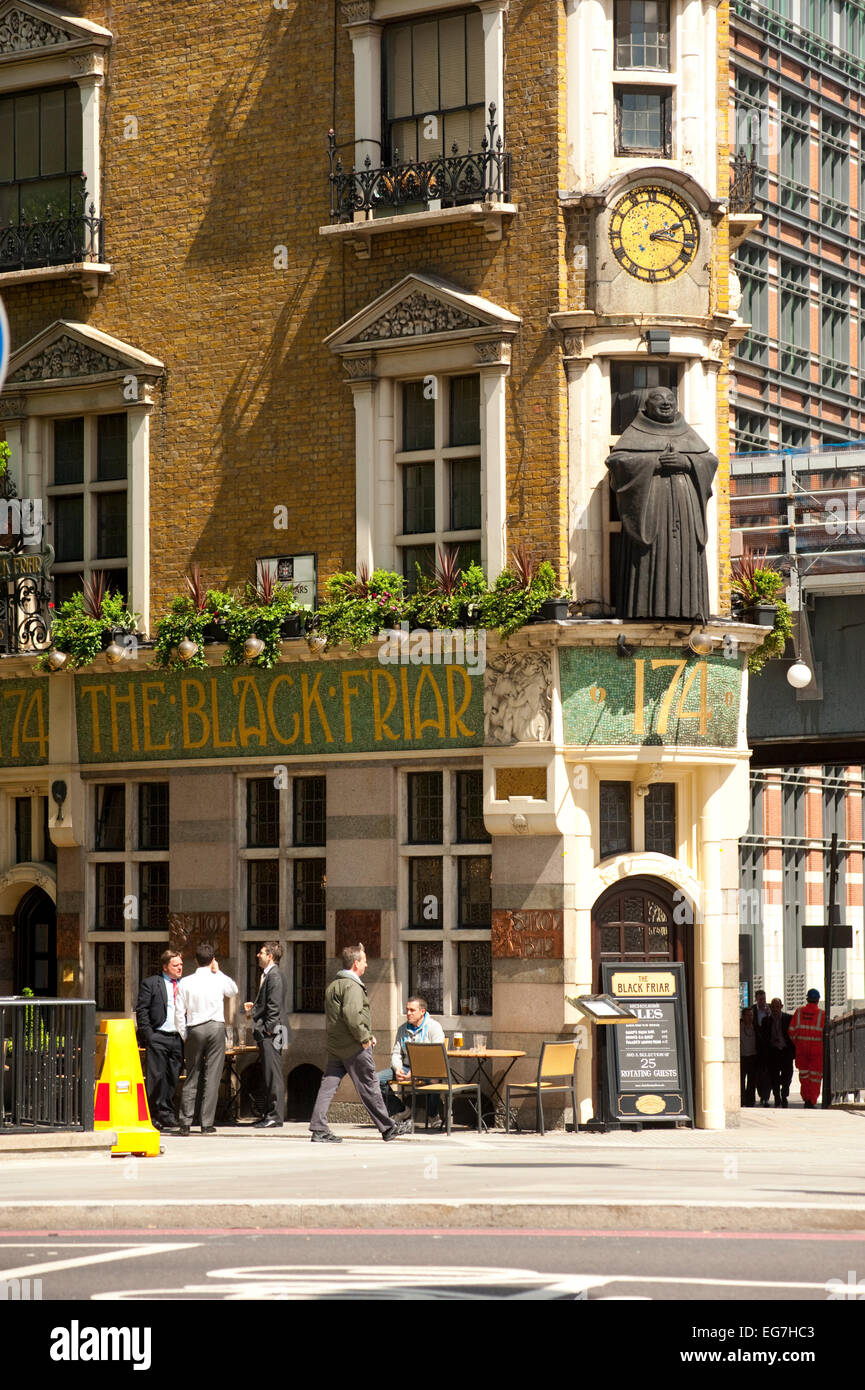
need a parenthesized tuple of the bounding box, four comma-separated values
(342, 6, 383, 173)
(474, 1, 509, 143)
(345, 358, 377, 574)
(476, 341, 511, 582)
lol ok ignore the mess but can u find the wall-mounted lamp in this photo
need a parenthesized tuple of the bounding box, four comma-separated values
(308, 633, 327, 655)
(644, 329, 671, 356)
(104, 639, 126, 665)
(787, 659, 813, 689)
(46, 647, 68, 670)
(617, 633, 635, 658)
(176, 638, 199, 662)
(244, 635, 265, 660)
(687, 629, 715, 656)
(51, 779, 67, 825)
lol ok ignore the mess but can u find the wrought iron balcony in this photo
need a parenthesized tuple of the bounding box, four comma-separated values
(0, 476, 54, 656)
(329, 103, 510, 224)
(0, 178, 104, 273)
(729, 151, 760, 214)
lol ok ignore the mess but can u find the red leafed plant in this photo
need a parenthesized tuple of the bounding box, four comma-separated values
(81, 570, 107, 619)
(184, 563, 209, 613)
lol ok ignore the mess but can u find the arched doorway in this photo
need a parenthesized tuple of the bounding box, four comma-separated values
(13, 887, 57, 997)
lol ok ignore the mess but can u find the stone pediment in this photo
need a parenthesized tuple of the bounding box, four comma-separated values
(5, 321, 164, 387)
(0, 2, 111, 58)
(325, 273, 520, 353)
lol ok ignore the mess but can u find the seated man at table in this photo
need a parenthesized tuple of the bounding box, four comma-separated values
(378, 996, 445, 1121)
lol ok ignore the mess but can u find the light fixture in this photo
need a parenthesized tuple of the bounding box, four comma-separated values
(687, 629, 714, 656)
(104, 640, 126, 664)
(616, 633, 635, 658)
(46, 647, 68, 670)
(51, 779, 67, 824)
(787, 659, 813, 689)
(244, 634, 265, 660)
(644, 329, 671, 356)
(307, 633, 327, 655)
(176, 638, 199, 662)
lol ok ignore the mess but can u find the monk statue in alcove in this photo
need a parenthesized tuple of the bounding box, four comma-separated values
(606, 386, 717, 622)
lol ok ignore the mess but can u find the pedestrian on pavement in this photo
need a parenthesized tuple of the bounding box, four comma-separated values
(245, 941, 291, 1128)
(309, 943, 411, 1144)
(739, 1006, 759, 1107)
(789, 988, 826, 1108)
(175, 943, 238, 1134)
(762, 997, 795, 1107)
(135, 949, 184, 1132)
(378, 995, 445, 1122)
(752, 989, 772, 1106)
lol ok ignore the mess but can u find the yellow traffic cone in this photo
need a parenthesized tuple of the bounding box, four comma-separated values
(94, 1019, 161, 1157)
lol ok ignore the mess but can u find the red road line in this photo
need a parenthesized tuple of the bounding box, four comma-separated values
(0, 1227, 864, 1240)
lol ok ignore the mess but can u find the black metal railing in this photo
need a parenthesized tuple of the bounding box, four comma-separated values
(828, 1009, 865, 1102)
(729, 150, 759, 214)
(329, 103, 510, 223)
(0, 179, 104, 272)
(1, 998, 95, 1132)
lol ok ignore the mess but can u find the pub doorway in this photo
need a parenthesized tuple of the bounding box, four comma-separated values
(590, 876, 695, 1113)
(13, 887, 57, 997)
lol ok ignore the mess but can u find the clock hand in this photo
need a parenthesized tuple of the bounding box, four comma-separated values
(649, 222, 684, 242)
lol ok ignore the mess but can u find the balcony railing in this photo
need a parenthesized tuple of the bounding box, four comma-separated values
(329, 103, 510, 224)
(729, 150, 760, 213)
(0, 179, 104, 273)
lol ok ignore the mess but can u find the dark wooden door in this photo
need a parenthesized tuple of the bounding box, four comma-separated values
(13, 887, 57, 997)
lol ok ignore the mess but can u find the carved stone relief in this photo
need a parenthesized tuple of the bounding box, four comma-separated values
(9, 337, 124, 383)
(485, 651, 553, 744)
(168, 912, 230, 961)
(343, 356, 376, 380)
(0, 396, 27, 420)
(335, 909, 381, 958)
(358, 292, 483, 342)
(474, 339, 512, 365)
(491, 909, 564, 959)
(0, 8, 74, 52)
(340, 1, 375, 23)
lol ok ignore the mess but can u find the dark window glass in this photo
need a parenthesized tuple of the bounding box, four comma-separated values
(294, 777, 326, 846)
(385, 11, 484, 163)
(294, 858, 326, 928)
(644, 782, 676, 857)
(614, 1, 670, 69)
(409, 856, 443, 927)
(96, 491, 126, 559)
(0, 86, 83, 227)
(53, 418, 84, 485)
(139, 783, 169, 850)
(138, 941, 166, 986)
(458, 855, 491, 927)
(97, 414, 127, 482)
(52, 571, 83, 607)
(53, 494, 83, 562)
(294, 942, 326, 1013)
(248, 860, 279, 930)
(95, 784, 125, 850)
(450, 458, 481, 530)
(458, 942, 492, 1015)
(95, 863, 126, 930)
(402, 380, 435, 451)
(402, 544, 436, 592)
(403, 462, 435, 533)
(599, 782, 631, 858)
(42, 797, 56, 864)
(247, 779, 279, 848)
(15, 797, 32, 863)
(95, 943, 125, 1011)
(610, 362, 678, 435)
(408, 941, 443, 1015)
(449, 374, 481, 446)
(456, 771, 489, 843)
(139, 863, 170, 931)
(615, 86, 672, 156)
(408, 772, 443, 843)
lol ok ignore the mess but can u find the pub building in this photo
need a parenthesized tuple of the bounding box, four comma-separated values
(0, 0, 762, 1128)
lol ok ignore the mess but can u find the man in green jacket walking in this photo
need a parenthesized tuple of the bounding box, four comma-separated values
(309, 943, 411, 1143)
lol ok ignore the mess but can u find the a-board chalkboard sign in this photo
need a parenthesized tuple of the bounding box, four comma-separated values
(600, 962, 694, 1125)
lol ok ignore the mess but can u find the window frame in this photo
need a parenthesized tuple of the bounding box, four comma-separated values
(613, 0, 671, 72)
(46, 410, 130, 604)
(613, 83, 673, 158)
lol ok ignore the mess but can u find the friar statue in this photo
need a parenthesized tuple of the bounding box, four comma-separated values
(606, 386, 717, 622)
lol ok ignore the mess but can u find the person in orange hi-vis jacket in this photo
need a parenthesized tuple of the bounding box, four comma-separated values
(788, 989, 826, 1108)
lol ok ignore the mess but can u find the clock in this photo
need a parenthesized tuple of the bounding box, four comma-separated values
(608, 187, 700, 283)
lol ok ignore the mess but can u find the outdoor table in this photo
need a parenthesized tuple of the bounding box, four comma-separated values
(447, 1048, 526, 1130)
(218, 1044, 258, 1124)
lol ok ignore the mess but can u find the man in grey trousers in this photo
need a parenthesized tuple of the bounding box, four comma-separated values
(175, 943, 238, 1135)
(310, 943, 411, 1143)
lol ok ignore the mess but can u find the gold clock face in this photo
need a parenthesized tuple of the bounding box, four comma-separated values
(608, 187, 700, 282)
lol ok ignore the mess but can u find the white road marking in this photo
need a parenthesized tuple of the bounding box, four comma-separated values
(0, 1241, 200, 1281)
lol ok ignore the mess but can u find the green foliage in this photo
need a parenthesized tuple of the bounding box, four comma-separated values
(153, 596, 208, 670)
(407, 557, 489, 630)
(313, 568, 406, 650)
(38, 589, 138, 670)
(731, 557, 785, 606)
(748, 598, 793, 675)
(222, 582, 304, 669)
(480, 560, 558, 637)
(0, 440, 10, 476)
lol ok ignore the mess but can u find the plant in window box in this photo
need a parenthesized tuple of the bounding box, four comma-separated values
(0, 441, 17, 550)
(38, 581, 139, 671)
(181, 564, 232, 644)
(153, 595, 209, 670)
(731, 554, 792, 674)
(407, 550, 489, 631)
(253, 567, 307, 641)
(480, 544, 562, 637)
(221, 574, 306, 669)
(311, 566, 406, 651)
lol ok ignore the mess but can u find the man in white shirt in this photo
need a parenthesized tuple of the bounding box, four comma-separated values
(175, 943, 238, 1135)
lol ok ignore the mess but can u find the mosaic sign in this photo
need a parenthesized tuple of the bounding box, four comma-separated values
(75, 660, 483, 764)
(491, 909, 564, 960)
(0, 679, 48, 766)
(559, 646, 744, 748)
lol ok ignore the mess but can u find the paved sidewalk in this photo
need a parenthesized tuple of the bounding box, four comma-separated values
(0, 1103, 863, 1232)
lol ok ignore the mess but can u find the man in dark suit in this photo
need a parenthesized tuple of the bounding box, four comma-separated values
(762, 997, 795, 1108)
(245, 942, 291, 1128)
(135, 949, 184, 1132)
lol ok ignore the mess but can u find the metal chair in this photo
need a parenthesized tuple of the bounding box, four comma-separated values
(505, 1041, 579, 1135)
(406, 1042, 482, 1135)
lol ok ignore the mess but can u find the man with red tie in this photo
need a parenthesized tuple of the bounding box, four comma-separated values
(135, 950, 184, 1132)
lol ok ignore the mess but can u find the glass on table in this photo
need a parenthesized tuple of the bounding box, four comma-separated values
(473, 1033, 487, 1051)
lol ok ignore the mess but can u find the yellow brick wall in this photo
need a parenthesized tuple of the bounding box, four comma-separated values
(1, 0, 570, 622)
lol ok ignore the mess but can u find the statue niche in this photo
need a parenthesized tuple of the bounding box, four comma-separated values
(606, 387, 717, 622)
